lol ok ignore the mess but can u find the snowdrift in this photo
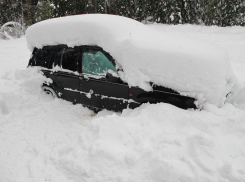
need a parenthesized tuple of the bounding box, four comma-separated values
(1, 68, 245, 182)
(26, 14, 236, 106)
(1, 23, 245, 182)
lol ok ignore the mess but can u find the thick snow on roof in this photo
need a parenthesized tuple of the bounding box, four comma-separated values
(26, 14, 236, 106)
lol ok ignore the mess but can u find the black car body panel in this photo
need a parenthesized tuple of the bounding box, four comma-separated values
(29, 45, 196, 111)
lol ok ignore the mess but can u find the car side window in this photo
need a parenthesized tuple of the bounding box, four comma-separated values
(82, 50, 117, 76)
(31, 48, 54, 68)
(53, 47, 80, 72)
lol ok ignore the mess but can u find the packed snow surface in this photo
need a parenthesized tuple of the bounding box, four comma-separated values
(1, 24, 245, 182)
(26, 14, 236, 106)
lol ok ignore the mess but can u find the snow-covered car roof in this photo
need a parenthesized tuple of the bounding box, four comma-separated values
(26, 14, 236, 106)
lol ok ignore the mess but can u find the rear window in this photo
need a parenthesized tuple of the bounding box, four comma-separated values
(53, 47, 80, 72)
(31, 48, 54, 68)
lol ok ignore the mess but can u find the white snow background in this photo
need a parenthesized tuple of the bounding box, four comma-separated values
(0, 24, 245, 182)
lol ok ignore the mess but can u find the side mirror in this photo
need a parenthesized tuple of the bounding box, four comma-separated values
(106, 71, 121, 83)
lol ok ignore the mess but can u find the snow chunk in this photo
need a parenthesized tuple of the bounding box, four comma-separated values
(26, 14, 236, 106)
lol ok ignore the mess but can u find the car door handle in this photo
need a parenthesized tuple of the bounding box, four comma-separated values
(79, 77, 83, 80)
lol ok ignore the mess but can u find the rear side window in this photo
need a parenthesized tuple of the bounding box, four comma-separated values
(82, 50, 116, 76)
(31, 48, 54, 68)
(53, 47, 80, 72)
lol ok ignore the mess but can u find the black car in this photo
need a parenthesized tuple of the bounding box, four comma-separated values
(28, 44, 196, 112)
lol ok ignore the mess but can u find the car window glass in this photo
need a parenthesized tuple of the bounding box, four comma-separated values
(32, 48, 54, 68)
(82, 50, 116, 76)
(53, 48, 80, 72)
(53, 48, 64, 68)
(61, 48, 80, 72)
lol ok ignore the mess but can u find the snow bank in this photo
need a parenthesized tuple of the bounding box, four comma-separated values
(148, 23, 245, 35)
(1, 25, 245, 182)
(26, 14, 236, 106)
(1, 68, 245, 182)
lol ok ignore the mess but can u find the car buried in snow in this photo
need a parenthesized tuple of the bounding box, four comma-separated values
(26, 14, 235, 111)
(28, 45, 196, 112)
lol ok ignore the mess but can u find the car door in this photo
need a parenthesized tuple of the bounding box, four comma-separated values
(79, 47, 129, 111)
(48, 46, 81, 103)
